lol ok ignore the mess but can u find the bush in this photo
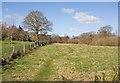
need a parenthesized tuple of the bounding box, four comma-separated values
(67, 38, 79, 44)
(9, 50, 24, 61)
(91, 36, 118, 46)
(1, 58, 7, 66)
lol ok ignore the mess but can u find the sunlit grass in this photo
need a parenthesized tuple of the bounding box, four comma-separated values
(2, 41, 34, 58)
(2, 44, 118, 81)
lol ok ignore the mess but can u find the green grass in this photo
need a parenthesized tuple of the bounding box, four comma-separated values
(2, 43, 118, 81)
(2, 41, 34, 58)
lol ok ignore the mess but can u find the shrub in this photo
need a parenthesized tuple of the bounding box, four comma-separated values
(91, 36, 118, 46)
(67, 38, 79, 44)
(10, 50, 24, 61)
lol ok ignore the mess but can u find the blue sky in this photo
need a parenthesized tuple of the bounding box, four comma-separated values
(2, 0, 119, 2)
(2, 2, 118, 37)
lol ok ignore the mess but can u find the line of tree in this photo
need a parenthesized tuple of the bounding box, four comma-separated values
(1, 24, 35, 42)
(51, 25, 119, 46)
(1, 10, 53, 43)
(1, 24, 119, 46)
(1, 10, 119, 46)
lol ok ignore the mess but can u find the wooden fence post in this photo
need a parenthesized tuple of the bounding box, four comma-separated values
(37, 42, 38, 46)
(12, 46, 14, 53)
(23, 44, 25, 53)
(30, 44, 31, 48)
(34, 43, 36, 47)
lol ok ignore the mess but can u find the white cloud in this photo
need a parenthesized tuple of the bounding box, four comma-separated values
(69, 28, 80, 33)
(14, 14, 24, 21)
(3, 14, 24, 26)
(4, 15, 12, 19)
(62, 8, 102, 24)
(4, 14, 24, 21)
(73, 12, 101, 24)
(62, 8, 75, 14)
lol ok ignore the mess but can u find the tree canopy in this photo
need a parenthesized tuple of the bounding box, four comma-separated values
(23, 10, 52, 36)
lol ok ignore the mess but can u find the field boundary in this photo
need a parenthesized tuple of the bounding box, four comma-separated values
(1, 41, 48, 66)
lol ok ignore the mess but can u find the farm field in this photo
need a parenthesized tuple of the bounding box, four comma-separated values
(2, 41, 34, 58)
(2, 43, 118, 81)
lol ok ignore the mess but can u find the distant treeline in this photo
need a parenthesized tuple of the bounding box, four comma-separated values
(51, 25, 119, 46)
(1, 24, 119, 46)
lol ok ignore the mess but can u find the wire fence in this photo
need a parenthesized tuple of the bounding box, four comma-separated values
(2, 41, 47, 66)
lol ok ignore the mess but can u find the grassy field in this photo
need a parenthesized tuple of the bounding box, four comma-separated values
(2, 41, 34, 58)
(2, 43, 118, 81)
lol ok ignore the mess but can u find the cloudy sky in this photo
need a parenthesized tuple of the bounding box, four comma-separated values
(2, 2, 118, 36)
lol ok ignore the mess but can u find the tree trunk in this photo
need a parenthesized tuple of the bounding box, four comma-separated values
(36, 31, 39, 41)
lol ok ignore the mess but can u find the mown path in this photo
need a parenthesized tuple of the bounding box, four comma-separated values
(2, 44, 118, 81)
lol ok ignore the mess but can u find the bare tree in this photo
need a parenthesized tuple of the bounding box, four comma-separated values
(97, 25, 112, 37)
(1, 22, 8, 40)
(23, 10, 52, 40)
(79, 32, 95, 45)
